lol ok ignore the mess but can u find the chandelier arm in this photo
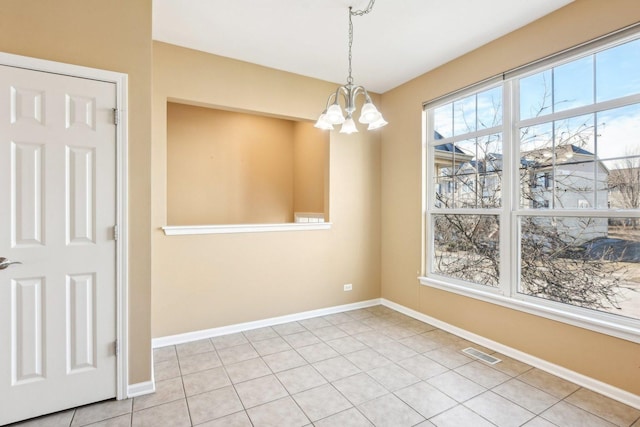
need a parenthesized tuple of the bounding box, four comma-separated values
(337, 85, 350, 100)
(334, 85, 349, 110)
(324, 91, 337, 110)
(350, 85, 366, 106)
(355, 86, 372, 102)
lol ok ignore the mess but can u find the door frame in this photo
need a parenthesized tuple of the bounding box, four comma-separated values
(0, 52, 129, 400)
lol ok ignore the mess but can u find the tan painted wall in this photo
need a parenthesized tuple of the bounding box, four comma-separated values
(153, 42, 381, 337)
(167, 103, 296, 224)
(293, 122, 328, 216)
(0, 1, 152, 384)
(380, 0, 640, 395)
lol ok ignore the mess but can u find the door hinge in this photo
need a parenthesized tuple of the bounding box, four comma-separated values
(113, 224, 119, 241)
(113, 108, 119, 125)
(115, 339, 120, 356)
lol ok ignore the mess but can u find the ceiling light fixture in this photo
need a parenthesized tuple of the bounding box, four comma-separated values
(314, 0, 387, 134)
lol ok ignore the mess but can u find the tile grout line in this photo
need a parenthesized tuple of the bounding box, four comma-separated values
(176, 345, 195, 427)
(299, 311, 368, 425)
(222, 328, 295, 426)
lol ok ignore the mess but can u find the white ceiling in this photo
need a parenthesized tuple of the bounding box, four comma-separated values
(153, 0, 573, 93)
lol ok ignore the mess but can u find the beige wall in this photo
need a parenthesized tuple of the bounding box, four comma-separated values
(167, 103, 295, 224)
(166, 104, 328, 225)
(293, 122, 329, 216)
(380, 0, 640, 395)
(153, 42, 381, 337)
(0, 1, 152, 384)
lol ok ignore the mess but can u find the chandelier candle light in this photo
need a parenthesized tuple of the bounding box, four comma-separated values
(314, 0, 387, 134)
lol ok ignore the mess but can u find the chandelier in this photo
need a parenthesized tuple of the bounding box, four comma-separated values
(314, 0, 387, 134)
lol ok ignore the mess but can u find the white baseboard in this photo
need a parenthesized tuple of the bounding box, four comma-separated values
(152, 298, 382, 348)
(127, 380, 155, 398)
(381, 298, 640, 411)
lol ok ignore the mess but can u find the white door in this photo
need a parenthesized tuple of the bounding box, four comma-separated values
(0, 64, 117, 425)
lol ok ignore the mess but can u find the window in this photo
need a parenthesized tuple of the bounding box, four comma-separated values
(423, 31, 640, 340)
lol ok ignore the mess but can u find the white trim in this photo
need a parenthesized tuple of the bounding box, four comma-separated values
(152, 299, 381, 348)
(114, 74, 129, 402)
(0, 52, 130, 401)
(162, 222, 332, 236)
(128, 349, 156, 399)
(380, 298, 640, 411)
(127, 381, 155, 398)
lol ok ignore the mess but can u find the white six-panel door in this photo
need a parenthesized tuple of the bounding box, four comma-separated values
(0, 64, 117, 425)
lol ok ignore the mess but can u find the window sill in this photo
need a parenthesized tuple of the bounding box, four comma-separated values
(162, 222, 332, 236)
(419, 276, 640, 344)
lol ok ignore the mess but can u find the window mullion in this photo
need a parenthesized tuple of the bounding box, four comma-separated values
(428, 126, 502, 146)
(502, 79, 514, 297)
(424, 108, 433, 277)
(516, 92, 640, 128)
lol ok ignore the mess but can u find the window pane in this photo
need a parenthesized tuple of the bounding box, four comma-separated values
(477, 87, 502, 129)
(555, 114, 595, 155)
(519, 116, 599, 209)
(433, 214, 499, 287)
(520, 69, 552, 120)
(454, 95, 476, 136)
(434, 103, 453, 138)
(553, 115, 598, 208)
(519, 216, 640, 321)
(520, 122, 553, 154)
(596, 103, 640, 160)
(520, 122, 553, 209)
(553, 161, 606, 209)
(596, 39, 640, 103)
(554, 56, 594, 112)
(478, 134, 503, 208)
(433, 143, 456, 208)
(455, 139, 478, 208)
(604, 156, 640, 210)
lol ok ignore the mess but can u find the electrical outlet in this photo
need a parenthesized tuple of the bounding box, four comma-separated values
(343, 283, 353, 291)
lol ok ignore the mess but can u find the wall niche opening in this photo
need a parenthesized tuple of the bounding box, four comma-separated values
(166, 102, 329, 226)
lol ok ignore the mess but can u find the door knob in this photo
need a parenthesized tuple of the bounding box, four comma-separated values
(0, 257, 21, 270)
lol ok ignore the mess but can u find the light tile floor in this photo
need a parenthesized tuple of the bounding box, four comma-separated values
(11, 305, 640, 427)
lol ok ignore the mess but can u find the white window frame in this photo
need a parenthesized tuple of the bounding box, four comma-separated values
(420, 26, 640, 344)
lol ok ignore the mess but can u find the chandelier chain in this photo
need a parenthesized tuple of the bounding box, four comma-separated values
(351, 0, 376, 16)
(347, 0, 376, 85)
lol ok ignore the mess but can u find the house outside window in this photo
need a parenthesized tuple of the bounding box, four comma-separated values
(423, 30, 640, 341)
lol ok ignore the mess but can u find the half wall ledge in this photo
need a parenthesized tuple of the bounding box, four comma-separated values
(162, 223, 332, 236)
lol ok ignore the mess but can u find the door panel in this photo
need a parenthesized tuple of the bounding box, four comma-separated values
(67, 272, 97, 373)
(11, 141, 45, 247)
(67, 145, 96, 245)
(0, 64, 117, 425)
(11, 276, 45, 385)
